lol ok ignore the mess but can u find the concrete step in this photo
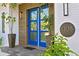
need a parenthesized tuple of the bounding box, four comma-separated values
(0, 48, 10, 56)
(1, 46, 44, 56)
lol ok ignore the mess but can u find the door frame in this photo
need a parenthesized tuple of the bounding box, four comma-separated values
(19, 3, 55, 47)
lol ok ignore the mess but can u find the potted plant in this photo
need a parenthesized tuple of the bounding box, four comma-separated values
(1, 11, 16, 48)
(1, 3, 17, 48)
(6, 15, 16, 48)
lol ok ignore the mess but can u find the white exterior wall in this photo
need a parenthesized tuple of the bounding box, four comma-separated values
(0, 4, 19, 47)
(1, 3, 79, 54)
(0, 4, 10, 47)
(55, 3, 79, 54)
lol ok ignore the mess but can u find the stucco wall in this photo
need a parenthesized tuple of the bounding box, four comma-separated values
(0, 4, 19, 47)
(55, 3, 79, 54)
(0, 4, 10, 46)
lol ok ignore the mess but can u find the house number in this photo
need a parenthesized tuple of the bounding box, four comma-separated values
(60, 22, 75, 37)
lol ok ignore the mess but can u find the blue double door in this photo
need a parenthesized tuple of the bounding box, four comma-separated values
(28, 5, 49, 47)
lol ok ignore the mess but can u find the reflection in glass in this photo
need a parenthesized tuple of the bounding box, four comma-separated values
(30, 32, 37, 41)
(40, 7, 49, 31)
(41, 21, 48, 31)
(40, 7, 49, 20)
(31, 10, 37, 20)
(41, 32, 49, 41)
(31, 22, 37, 30)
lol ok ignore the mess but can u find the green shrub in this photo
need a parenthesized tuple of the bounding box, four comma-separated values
(42, 34, 79, 56)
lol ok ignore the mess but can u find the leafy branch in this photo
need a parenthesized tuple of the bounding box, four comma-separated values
(42, 34, 79, 56)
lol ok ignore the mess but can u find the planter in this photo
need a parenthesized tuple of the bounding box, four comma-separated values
(8, 34, 16, 48)
(46, 35, 52, 47)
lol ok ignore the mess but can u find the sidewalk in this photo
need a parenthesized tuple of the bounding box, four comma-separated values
(0, 49, 10, 56)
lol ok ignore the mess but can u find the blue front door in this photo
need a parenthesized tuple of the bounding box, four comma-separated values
(28, 5, 49, 47)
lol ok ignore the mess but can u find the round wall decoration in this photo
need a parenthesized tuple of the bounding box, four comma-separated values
(60, 22, 75, 37)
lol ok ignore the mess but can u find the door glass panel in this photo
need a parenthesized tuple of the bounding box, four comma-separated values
(41, 21, 48, 31)
(41, 32, 49, 41)
(40, 6, 49, 43)
(30, 32, 37, 41)
(31, 22, 37, 30)
(40, 7, 49, 20)
(31, 10, 37, 20)
(40, 7, 49, 31)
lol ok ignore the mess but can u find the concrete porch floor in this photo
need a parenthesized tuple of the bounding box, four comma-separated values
(1, 46, 45, 56)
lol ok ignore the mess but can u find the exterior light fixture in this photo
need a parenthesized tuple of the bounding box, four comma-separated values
(63, 3, 69, 16)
